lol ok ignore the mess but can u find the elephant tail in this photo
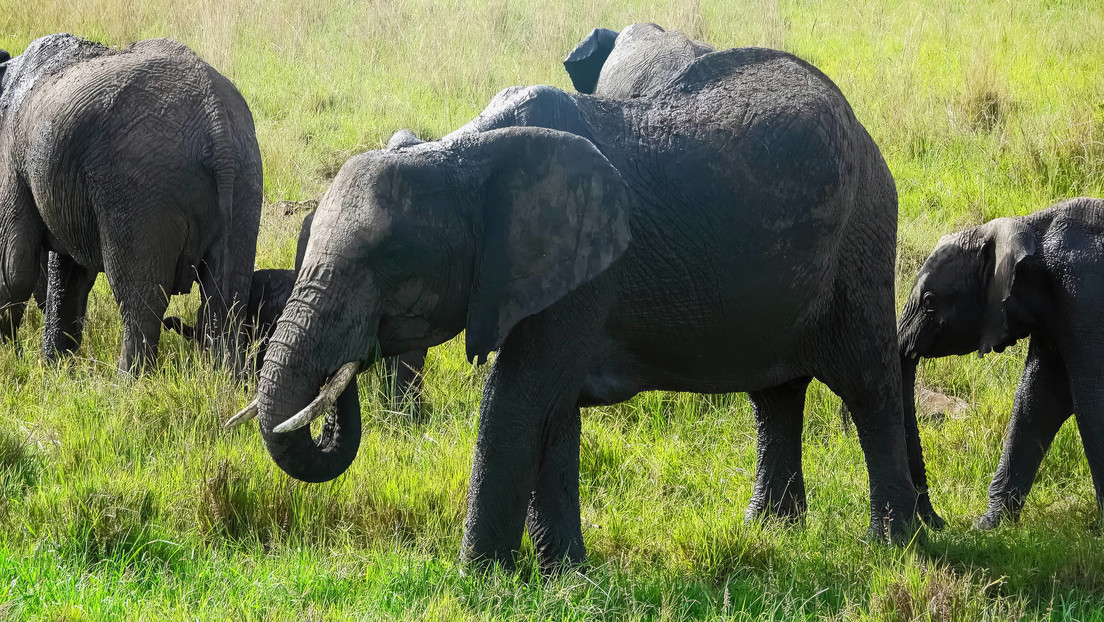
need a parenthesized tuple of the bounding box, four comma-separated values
(201, 71, 241, 325)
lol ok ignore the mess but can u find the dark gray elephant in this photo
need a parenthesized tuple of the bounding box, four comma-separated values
(899, 197, 1104, 530)
(563, 23, 714, 97)
(235, 46, 925, 571)
(0, 34, 261, 372)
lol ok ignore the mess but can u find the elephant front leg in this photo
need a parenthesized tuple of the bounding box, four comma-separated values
(526, 405, 586, 573)
(977, 340, 1071, 530)
(41, 252, 98, 359)
(460, 325, 589, 572)
(745, 377, 811, 522)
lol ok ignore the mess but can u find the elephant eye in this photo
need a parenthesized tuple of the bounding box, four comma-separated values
(921, 292, 936, 311)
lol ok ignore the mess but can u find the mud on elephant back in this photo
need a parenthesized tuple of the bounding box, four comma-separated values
(0, 34, 262, 374)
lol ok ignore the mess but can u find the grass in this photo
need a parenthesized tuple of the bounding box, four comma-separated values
(3, 0, 1104, 619)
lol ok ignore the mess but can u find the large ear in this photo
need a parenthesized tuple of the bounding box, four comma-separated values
(563, 28, 619, 94)
(294, 211, 315, 272)
(462, 127, 631, 364)
(977, 218, 1036, 355)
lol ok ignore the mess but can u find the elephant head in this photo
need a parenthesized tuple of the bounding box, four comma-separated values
(563, 23, 714, 98)
(898, 217, 1037, 363)
(240, 126, 631, 483)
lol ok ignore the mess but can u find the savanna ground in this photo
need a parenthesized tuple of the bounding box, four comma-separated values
(2, 0, 1104, 619)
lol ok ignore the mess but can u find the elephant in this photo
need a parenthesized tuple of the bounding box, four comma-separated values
(0, 34, 261, 373)
(899, 197, 1104, 530)
(563, 23, 714, 97)
(234, 45, 928, 571)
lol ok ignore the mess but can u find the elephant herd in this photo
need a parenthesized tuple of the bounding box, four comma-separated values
(1, 24, 1101, 572)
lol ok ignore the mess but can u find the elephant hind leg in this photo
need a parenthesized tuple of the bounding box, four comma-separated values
(101, 236, 181, 375)
(0, 175, 44, 342)
(41, 252, 98, 360)
(745, 376, 811, 523)
(818, 347, 920, 543)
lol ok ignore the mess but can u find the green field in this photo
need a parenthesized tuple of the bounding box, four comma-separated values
(3, 0, 1104, 619)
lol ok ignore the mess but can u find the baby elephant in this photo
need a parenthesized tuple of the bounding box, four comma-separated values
(899, 197, 1104, 529)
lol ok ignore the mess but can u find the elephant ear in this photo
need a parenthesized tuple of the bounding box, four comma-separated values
(563, 28, 619, 94)
(978, 218, 1036, 355)
(464, 127, 631, 364)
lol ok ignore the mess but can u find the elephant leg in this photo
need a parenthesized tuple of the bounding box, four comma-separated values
(1076, 412, 1104, 530)
(977, 339, 1071, 530)
(103, 253, 176, 375)
(1061, 347, 1104, 530)
(0, 176, 42, 342)
(745, 377, 811, 523)
(386, 349, 427, 415)
(460, 318, 590, 572)
(32, 251, 49, 312)
(41, 252, 98, 359)
(820, 359, 919, 543)
(197, 257, 248, 373)
(526, 405, 585, 573)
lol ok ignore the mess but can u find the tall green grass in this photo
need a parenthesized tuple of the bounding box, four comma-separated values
(2, 0, 1104, 619)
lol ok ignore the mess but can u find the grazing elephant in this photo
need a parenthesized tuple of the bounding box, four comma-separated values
(235, 46, 926, 571)
(899, 197, 1104, 530)
(563, 23, 714, 97)
(0, 34, 261, 372)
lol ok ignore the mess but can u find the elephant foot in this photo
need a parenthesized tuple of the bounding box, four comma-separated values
(744, 491, 807, 526)
(867, 499, 923, 546)
(917, 493, 946, 531)
(975, 495, 1022, 531)
(458, 548, 517, 576)
(974, 510, 1004, 531)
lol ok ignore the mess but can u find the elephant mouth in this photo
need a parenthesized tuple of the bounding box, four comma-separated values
(226, 360, 361, 430)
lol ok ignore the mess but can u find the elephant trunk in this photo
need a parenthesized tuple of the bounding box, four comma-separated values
(899, 352, 943, 527)
(256, 291, 376, 483)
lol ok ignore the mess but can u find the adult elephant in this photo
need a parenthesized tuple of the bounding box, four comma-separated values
(236, 46, 927, 570)
(563, 23, 713, 97)
(0, 34, 261, 372)
(899, 198, 1104, 530)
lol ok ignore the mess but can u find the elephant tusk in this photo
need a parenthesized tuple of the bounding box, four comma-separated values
(226, 398, 259, 429)
(273, 361, 360, 434)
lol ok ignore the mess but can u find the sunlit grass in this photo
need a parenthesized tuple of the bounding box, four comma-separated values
(2, 0, 1104, 619)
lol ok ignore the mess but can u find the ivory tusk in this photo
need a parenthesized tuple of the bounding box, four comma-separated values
(273, 361, 360, 434)
(225, 398, 259, 429)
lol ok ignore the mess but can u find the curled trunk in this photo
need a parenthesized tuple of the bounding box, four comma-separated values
(256, 293, 373, 483)
(258, 368, 362, 483)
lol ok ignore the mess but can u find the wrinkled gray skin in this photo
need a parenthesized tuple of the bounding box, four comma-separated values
(899, 197, 1104, 530)
(163, 209, 426, 410)
(0, 34, 261, 372)
(563, 23, 714, 97)
(252, 46, 924, 572)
